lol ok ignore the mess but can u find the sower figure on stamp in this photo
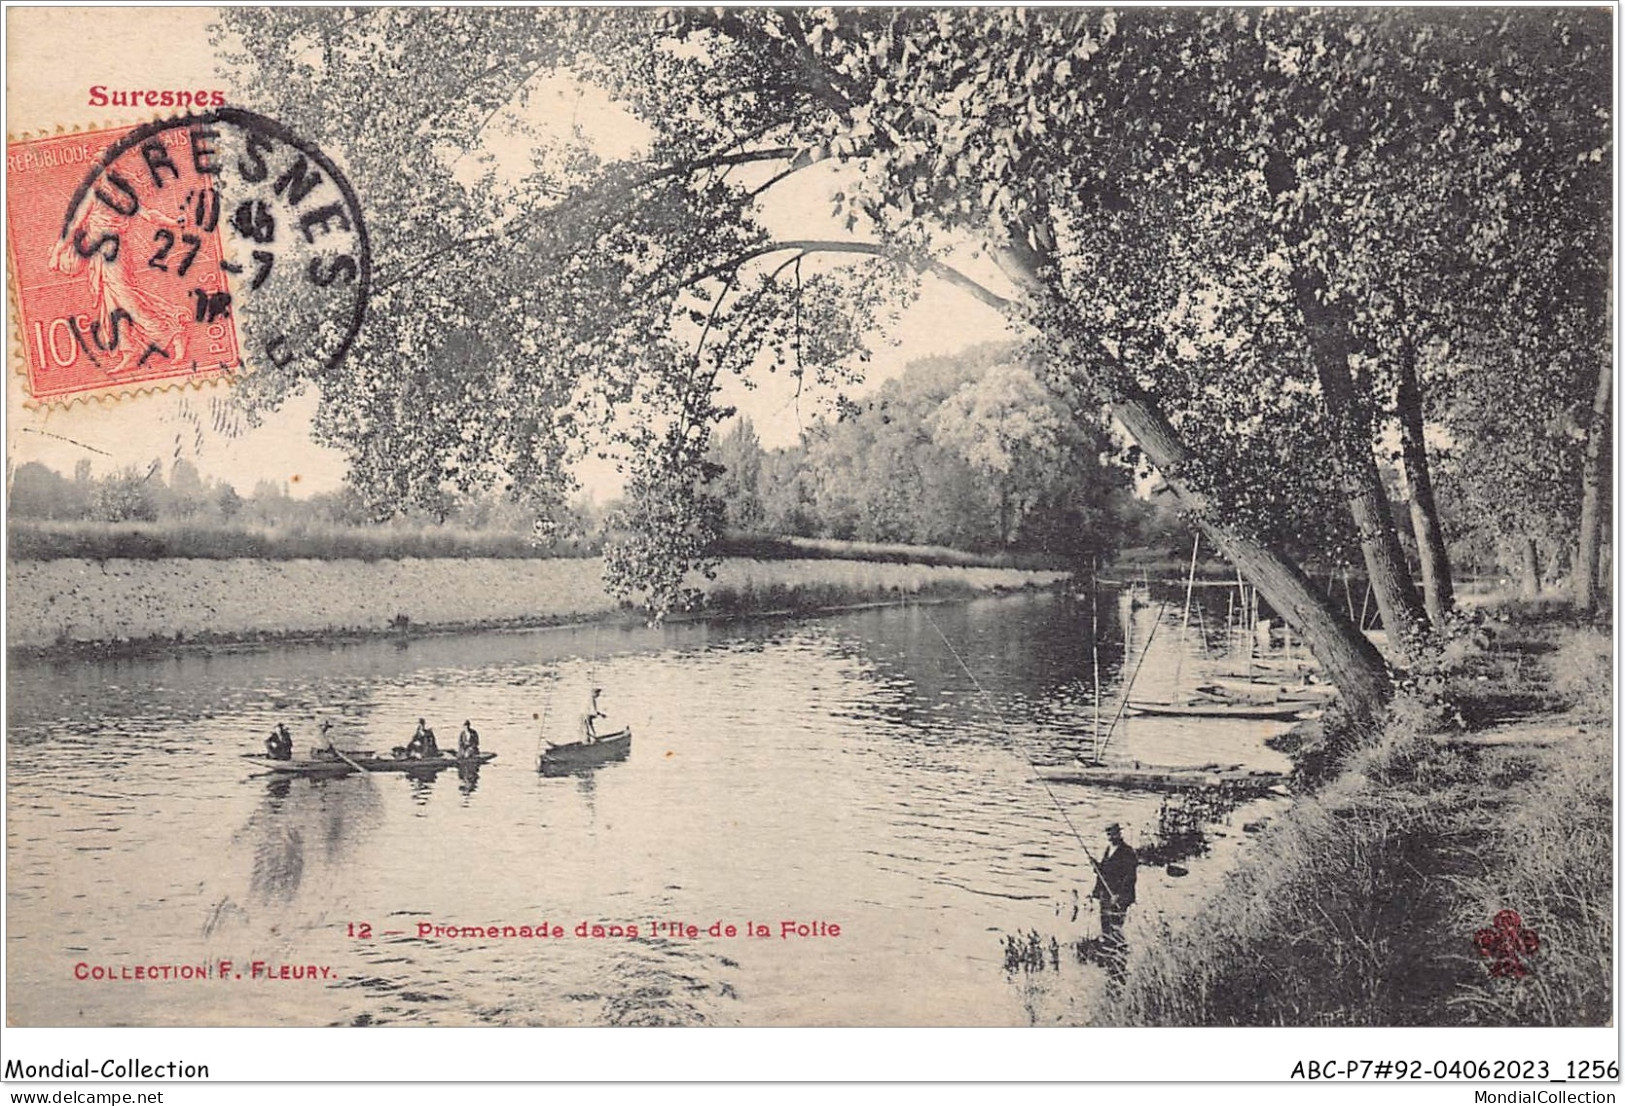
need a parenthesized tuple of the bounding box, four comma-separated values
(49, 191, 190, 374)
(1091, 822, 1138, 980)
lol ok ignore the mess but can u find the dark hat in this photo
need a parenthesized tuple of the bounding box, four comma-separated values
(1105, 822, 1122, 834)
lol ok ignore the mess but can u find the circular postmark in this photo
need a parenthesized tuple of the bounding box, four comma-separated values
(44, 108, 369, 397)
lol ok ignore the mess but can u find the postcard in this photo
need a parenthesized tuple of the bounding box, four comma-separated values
(3, 4, 1616, 1093)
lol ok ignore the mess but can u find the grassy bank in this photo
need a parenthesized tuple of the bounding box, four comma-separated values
(9, 519, 1066, 571)
(716, 532, 1064, 571)
(7, 554, 1067, 654)
(8, 518, 584, 561)
(700, 556, 1060, 618)
(1082, 608, 1612, 1027)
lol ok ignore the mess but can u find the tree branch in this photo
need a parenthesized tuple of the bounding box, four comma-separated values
(649, 240, 1015, 314)
(374, 146, 800, 293)
(709, 251, 807, 376)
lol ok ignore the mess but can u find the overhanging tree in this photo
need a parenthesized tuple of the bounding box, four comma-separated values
(217, 7, 1608, 721)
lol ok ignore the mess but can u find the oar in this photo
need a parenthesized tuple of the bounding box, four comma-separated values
(323, 725, 368, 774)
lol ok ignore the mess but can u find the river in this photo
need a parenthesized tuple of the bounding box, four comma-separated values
(5, 590, 1294, 1026)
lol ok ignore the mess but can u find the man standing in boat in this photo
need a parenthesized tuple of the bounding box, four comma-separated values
(581, 688, 606, 744)
(458, 720, 480, 760)
(1092, 822, 1139, 980)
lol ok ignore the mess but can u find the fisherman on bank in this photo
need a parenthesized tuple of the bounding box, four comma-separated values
(1091, 822, 1139, 979)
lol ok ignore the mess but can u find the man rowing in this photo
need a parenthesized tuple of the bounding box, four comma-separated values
(310, 718, 343, 760)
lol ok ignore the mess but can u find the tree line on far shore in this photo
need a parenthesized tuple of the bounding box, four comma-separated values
(704, 343, 1135, 567)
(5, 458, 599, 560)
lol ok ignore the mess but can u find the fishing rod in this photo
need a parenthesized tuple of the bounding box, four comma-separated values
(920, 607, 1108, 886)
(1091, 599, 1171, 762)
(535, 671, 556, 766)
(1090, 558, 1102, 765)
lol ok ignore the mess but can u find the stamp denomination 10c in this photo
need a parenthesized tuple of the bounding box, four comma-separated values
(6, 109, 368, 405)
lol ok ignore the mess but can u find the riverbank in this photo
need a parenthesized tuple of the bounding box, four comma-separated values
(6, 555, 1068, 657)
(1078, 606, 1612, 1026)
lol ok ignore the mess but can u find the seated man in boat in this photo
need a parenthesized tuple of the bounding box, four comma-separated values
(1091, 822, 1139, 981)
(457, 720, 480, 760)
(580, 688, 606, 744)
(265, 723, 293, 761)
(406, 718, 441, 759)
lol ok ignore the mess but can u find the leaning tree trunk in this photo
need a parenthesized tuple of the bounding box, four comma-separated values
(1395, 335, 1454, 625)
(1108, 392, 1394, 720)
(993, 231, 1394, 722)
(1264, 152, 1428, 658)
(1574, 353, 1612, 614)
(1289, 270, 1430, 658)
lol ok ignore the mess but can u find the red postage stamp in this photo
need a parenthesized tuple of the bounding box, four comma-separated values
(6, 123, 241, 403)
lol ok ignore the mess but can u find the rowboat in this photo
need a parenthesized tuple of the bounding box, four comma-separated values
(1039, 762, 1290, 795)
(1125, 700, 1309, 721)
(1223, 656, 1320, 674)
(1193, 680, 1334, 705)
(244, 752, 497, 776)
(538, 728, 631, 774)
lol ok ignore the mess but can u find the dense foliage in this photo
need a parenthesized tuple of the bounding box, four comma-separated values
(212, 10, 1609, 661)
(708, 345, 1131, 564)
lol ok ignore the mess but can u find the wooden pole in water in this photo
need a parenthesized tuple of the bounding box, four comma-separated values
(1174, 533, 1201, 690)
(1234, 565, 1251, 679)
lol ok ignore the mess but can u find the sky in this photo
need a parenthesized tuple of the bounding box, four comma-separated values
(5, 8, 1010, 503)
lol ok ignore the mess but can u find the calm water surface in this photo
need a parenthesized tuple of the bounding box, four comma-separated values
(7, 591, 1292, 1026)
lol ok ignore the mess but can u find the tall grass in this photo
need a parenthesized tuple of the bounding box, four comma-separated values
(7, 518, 594, 561)
(10, 519, 1070, 570)
(1446, 725, 1612, 1026)
(1093, 715, 1474, 1026)
(1549, 626, 1612, 723)
(1086, 621, 1613, 1027)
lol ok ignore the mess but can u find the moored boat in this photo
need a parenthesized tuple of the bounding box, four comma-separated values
(1039, 762, 1290, 795)
(1193, 679, 1334, 705)
(1125, 699, 1309, 721)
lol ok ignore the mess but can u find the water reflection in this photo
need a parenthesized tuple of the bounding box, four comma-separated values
(237, 775, 385, 907)
(7, 591, 1291, 1027)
